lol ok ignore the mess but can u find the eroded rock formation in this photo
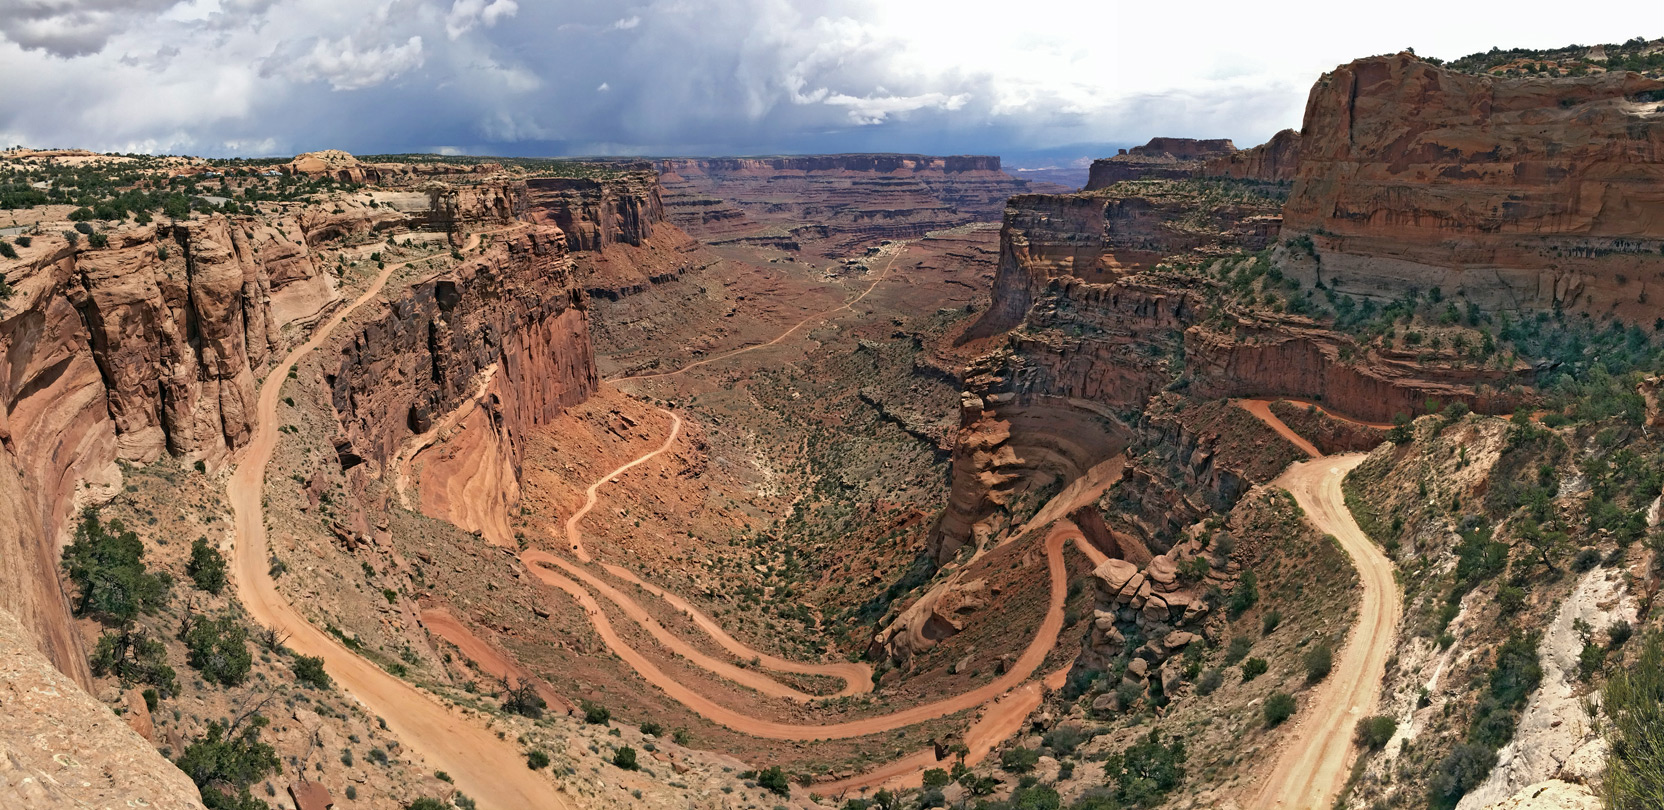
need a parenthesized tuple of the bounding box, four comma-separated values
(1201, 129, 1302, 182)
(1282, 52, 1664, 319)
(1085, 138, 1238, 189)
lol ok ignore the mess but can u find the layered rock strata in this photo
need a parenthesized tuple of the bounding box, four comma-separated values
(1281, 52, 1664, 320)
(657, 154, 1036, 254)
(1201, 129, 1302, 182)
(0, 215, 339, 682)
(1085, 138, 1238, 189)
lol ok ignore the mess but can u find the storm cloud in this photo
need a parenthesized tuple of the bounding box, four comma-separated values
(0, 0, 1657, 159)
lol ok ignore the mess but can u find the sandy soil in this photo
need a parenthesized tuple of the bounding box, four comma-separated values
(1236, 399, 1323, 458)
(228, 228, 574, 810)
(1247, 452, 1401, 809)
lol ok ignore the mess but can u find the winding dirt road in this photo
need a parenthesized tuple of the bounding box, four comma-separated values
(228, 231, 571, 810)
(1249, 451, 1400, 809)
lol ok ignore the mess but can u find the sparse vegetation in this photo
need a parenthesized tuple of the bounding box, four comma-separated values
(1263, 691, 1296, 727)
(187, 536, 226, 595)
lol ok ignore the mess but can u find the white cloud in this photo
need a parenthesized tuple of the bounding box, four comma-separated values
(444, 0, 518, 40)
(268, 34, 425, 91)
(611, 15, 640, 30)
(596, 82, 610, 91)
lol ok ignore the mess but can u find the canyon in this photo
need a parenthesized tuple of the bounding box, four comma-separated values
(2, 39, 1662, 810)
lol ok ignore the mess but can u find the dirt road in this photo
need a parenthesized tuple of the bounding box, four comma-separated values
(564, 408, 682, 562)
(1236, 399, 1322, 458)
(520, 520, 1074, 740)
(228, 230, 571, 810)
(1249, 453, 1400, 809)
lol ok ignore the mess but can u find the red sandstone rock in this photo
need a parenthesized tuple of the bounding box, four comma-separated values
(1202, 129, 1301, 182)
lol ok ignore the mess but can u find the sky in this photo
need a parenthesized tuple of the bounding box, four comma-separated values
(0, 0, 1660, 163)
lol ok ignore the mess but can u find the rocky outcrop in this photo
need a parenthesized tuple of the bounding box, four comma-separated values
(1085, 138, 1238, 189)
(1282, 52, 1664, 321)
(0, 607, 204, 809)
(1201, 129, 1301, 182)
(329, 225, 596, 520)
(656, 154, 1035, 255)
(0, 217, 334, 681)
(1080, 533, 1224, 704)
(524, 169, 662, 253)
(963, 185, 1279, 341)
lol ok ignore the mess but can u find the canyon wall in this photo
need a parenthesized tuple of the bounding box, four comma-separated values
(523, 170, 711, 300)
(1281, 53, 1664, 320)
(328, 225, 597, 527)
(656, 154, 1037, 255)
(0, 215, 345, 683)
(1201, 129, 1302, 182)
(1085, 138, 1238, 189)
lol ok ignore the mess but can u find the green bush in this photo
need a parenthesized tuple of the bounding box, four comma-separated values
(1228, 570, 1259, 618)
(87, 232, 108, 248)
(1469, 632, 1542, 749)
(756, 765, 791, 796)
(1102, 729, 1186, 806)
(1000, 746, 1040, 773)
(187, 537, 226, 595)
(1355, 715, 1397, 751)
(1608, 620, 1634, 647)
(182, 614, 251, 686)
(526, 749, 549, 770)
(1603, 635, 1664, 809)
(921, 768, 951, 789)
(1578, 642, 1606, 681)
(175, 717, 280, 810)
(406, 800, 448, 810)
(292, 655, 330, 689)
(1042, 724, 1086, 756)
(1196, 668, 1224, 696)
(90, 627, 177, 694)
(62, 512, 171, 623)
(612, 746, 638, 770)
(1263, 692, 1296, 727)
(1224, 636, 1253, 665)
(1429, 743, 1497, 803)
(1304, 643, 1334, 682)
(639, 721, 663, 736)
(1261, 610, 1282, 635)
(581, 700, 610, 725)
(1240, 657, 1268, 681)
(0, 240, 15, 259)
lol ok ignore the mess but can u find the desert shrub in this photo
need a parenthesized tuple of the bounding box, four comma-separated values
(63, 229, 80, 245)
(1304, 643, 1334, 682)
(1228, 570, 1259, 618)
(175, 717, 280, 810)
(1608, 620, 1634, 647)
(291, 655, 330, 689)
(1102, 729, 1186, 806)
(1240, 657, 1268, 681)
(1224, 636, 1253, 665)
(1468, 632, 1543, 750)
(187, 537, 226, 595)
(639, 721, 663, 736)
(1196, 668, 1224, 696)
(1603, 635, 1664, 809)
(921, 768, 951, 789)
(87, 232, 108, 248)
(62, 512, 171, 623)
(0, 240, 14, 259)
(1261, 610, 1282, 635)
(1263, 692, 1296, 727)
(73, 221, 93, 234)
(90, 627, 177, 694)
(612, 746, 638, 770)
(756, 765, 791, 796)
(1572, 547, 1602, 572)
(14, 236, 29, 247)
(182, 614, 251, 686)
(1000, 746, 1040, 773)
(526, 749, 549, 770)
(581, 700, 610, 724)
(1355, 715, 1397, 751)
(406, 800, 447, 810)
(501, 680, 546, 719)
(1008, 785, 1062, 809)
(1429, 743, 1497, 803)
(1043, 724, 1087, 757)
(1579, 642, 1607, 681)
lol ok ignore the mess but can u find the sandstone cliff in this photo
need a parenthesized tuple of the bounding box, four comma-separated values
(0, 215, 339, 682)
(329, 225, 597, 543)
(1201, 129, 1301, 182)
(1085, 138, 1238, 189)
(1282, 52, 1664, 320)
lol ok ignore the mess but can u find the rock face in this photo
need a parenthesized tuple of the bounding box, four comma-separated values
(525, 169, 663, 253)
(1201, 129, 1301, 182)
(657, 154, 1036, 255)
(329, 224, 597, 534)
(0, 216, 338, 683)
(1282, 52, 1664, 320)
(0, 607, 204, 809)
(1085, 138, 1238, 189)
